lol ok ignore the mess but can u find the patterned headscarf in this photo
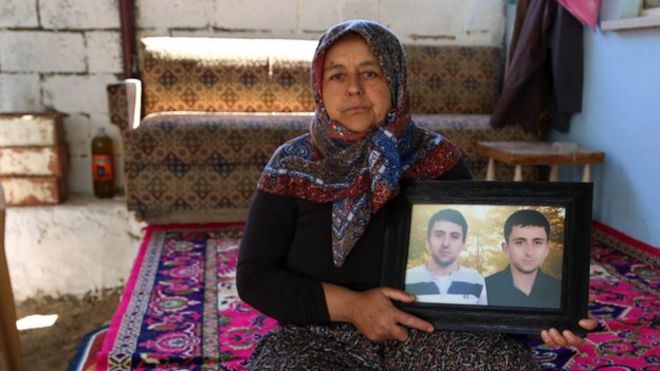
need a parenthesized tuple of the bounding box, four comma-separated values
(258, 20, 461, 267)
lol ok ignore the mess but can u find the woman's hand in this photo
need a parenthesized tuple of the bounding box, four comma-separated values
(323, 283, 434, 342)
(540, 318, 598, 348)
(350, 287, 434, 342)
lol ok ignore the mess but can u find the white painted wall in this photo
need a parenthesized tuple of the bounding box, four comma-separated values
(1, 0, 507, 196)
(140, 0, 507, 46)
(4, 197, 145, 301)
(550, 27, 660, 248)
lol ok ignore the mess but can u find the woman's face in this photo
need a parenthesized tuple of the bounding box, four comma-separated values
(321, 34, 392, 133)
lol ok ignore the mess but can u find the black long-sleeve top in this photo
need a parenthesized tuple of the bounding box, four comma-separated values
(236, 158, 472, 325)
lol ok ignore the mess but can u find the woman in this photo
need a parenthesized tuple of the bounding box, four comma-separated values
(237, 19, 594, 369)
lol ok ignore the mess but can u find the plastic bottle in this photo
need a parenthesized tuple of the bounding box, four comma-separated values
(91, 127, 115, 198)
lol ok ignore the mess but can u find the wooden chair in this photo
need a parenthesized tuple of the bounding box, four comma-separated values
(0, 186, 22, 370)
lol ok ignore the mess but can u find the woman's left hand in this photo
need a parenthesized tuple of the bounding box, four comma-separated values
(540, 318, 598, 347)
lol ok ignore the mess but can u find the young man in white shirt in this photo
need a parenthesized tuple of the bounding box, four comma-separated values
(405, 209, 487, 305)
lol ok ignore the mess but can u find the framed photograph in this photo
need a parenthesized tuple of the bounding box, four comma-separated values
(381, 180, 592, 335)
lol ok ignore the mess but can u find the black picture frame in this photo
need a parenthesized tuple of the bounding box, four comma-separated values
(381, 180, 592, 336)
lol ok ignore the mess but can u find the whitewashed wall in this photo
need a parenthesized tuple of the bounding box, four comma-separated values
(138, 0, 507, 45)
(1, 0, 507, 196)
(5, 198, 146, 300)
(0, 0, 124, 195)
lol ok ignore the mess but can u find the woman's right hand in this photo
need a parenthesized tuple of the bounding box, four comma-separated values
(351, 287, 435, 342)
(323, 283, 434, 342)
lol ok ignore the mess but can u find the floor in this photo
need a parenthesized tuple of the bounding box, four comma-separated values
(14, 287, 122, 371)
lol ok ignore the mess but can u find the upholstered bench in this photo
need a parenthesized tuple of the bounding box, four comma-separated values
(108, 37, 541, 223)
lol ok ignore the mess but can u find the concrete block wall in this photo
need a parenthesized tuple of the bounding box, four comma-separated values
(0, 0, 125, 196)
(1, 0, 507, 197)
(141, 0, 507, 45)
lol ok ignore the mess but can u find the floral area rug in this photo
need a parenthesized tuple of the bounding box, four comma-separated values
(95, 223, 278, 371)
(528, 239, 660, 370)
(88, 223, 658, 370)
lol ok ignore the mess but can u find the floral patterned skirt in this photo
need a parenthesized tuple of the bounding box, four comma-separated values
(248, 323, 539, 370)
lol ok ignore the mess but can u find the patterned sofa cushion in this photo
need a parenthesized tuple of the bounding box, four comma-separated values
(111, 37, 540, 223)
(125, 112, 310, 165)
(123, 113, 539, 222)
(141, 38, 318, 115)
(140, 37, 502, 116)
(123, 113, 309, 221)
(406, 46, 502, 114)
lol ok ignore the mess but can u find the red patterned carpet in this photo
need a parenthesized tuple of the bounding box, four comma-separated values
(69, 222, 659, 370)
(527, 233, 659, 370)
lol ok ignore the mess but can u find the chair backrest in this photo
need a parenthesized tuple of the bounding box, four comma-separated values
(139, 37, 503, 116)
(140, 38, 318, 115)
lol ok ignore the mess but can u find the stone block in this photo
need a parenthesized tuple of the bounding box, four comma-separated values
(298, 0, 344, 31)
(0, 74, 43, 113)
(67, 155, 92, 194)
(39, 0, 119, 29)
(136, 29, 169, 41)
(0, 31, 86, 73)
(62, 114, 91, 157)
(0, 176, 67, 206)
(214, 0, 297, 30)
(0, 0, 39, 28)
(381, 0, 462, 44)
(137, 0, 214, 29)
(463, 1, 506, 45)
(86, 31, 123, 73)
(298, 0, 379, 31)
(0, 146, 68, 176)
(341, 0, 380, 24)
(42, 74, 118, 114)
(169, 29, 223, 37)
(0, 113, 64, 147)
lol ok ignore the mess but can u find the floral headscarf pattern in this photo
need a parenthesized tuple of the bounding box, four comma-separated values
(258, 20, 461, 267)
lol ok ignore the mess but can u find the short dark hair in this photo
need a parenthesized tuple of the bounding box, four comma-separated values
(427, 209, 468, 242)
(503, 209, 551, 243)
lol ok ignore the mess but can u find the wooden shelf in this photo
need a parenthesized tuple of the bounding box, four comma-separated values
(601, 14, 660, 31)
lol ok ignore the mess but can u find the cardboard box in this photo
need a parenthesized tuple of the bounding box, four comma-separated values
(0, 145, 69, 176)
(0, 113, 64, 147)
(0, 176, 67, 206)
